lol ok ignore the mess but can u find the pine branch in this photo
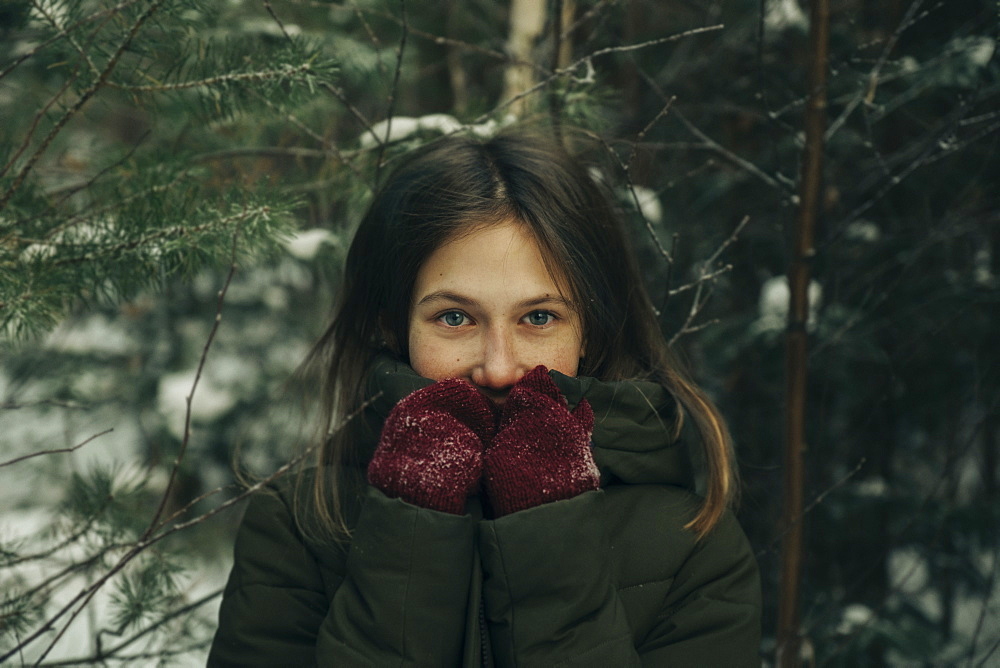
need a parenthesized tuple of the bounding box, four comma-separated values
(0, 376, 384, 663)
(108, 62, 319, 93)
(0, 0, 143, 82)
(0, 0, 166, 214)
(29, 0, 104, 81)
(46, 208, 270, 269)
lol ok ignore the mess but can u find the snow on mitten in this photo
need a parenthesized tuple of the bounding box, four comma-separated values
(367, 378, 498, 515)
(484, 366, 598, 516)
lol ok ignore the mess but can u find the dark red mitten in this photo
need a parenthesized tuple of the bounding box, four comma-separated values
(368, 378, 498, 514)
(484, 366, 598, 516)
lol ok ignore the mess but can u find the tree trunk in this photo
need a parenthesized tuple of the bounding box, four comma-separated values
(502, 0, 547, 116)
(446, 0, 469, 115)
(776, 0, 830, 665)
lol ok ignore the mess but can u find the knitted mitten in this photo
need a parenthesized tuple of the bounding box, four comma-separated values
(484, 366, 598, 516)
(367, 378, 498, 514)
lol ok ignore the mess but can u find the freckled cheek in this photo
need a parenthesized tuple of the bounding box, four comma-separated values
(409, 331, 472, 381)
(515, 339, 580, 377)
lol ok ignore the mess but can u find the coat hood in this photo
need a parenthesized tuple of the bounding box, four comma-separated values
(350, 356, 694, 490)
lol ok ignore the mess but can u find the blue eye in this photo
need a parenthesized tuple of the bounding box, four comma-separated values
(440, 311, 467, 327)
(525, 311, 554, 326)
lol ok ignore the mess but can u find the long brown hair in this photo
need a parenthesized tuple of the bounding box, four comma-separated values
(301, 128, 736, 538)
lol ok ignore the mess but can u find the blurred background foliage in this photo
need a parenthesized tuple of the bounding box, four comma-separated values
(1, 0, 997, 664)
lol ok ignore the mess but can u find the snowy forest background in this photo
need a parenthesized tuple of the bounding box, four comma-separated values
(1, 0, 998, 665)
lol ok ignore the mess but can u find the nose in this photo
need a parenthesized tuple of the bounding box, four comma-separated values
(470, 327, 525, 398)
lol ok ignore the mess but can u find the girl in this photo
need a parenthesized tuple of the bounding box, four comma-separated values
(209, 129, 761, 666)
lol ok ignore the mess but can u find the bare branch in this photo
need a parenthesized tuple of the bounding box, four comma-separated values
(143, 233, 239, 537)
(0, 399, 90, 410)
(673, 109, 793, 195)
(1, 518, 98, 569)
(263, 1, 296, 44)
(37, 589, 222, 666)
(245, 92, 372, 189)
(668, 264, 733, 298)
(757, 458, 868, 560)
(0, 429, 112, 468)
(349, 0, 388, 77)
(376, 0, 409, 181)
(668, 278, 715, 347)
(320, 81, 383, 149)
(587, 129, 674, 268)
(824, 0, 927, 142)
(473, 24, 725, 125)
(704, 215, 750, 268)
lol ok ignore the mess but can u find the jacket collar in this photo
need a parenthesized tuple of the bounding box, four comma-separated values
(353, 355, 694, 490)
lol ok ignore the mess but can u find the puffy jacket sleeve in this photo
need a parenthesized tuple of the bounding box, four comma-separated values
(478, 488, 760, 667)
(637, 502, 761, 666)
(208, 485, 476, 667)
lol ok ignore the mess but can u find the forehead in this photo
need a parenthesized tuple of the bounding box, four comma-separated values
(413, 219, 572, 299)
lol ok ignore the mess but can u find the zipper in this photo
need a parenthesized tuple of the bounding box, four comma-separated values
(479, 597, 491, 667)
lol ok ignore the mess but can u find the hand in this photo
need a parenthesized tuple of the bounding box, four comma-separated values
(484, 366, 598, 516)
(367, 378, 498, 514)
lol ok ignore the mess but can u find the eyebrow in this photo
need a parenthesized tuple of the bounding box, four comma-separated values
(415, 291, 574, 310)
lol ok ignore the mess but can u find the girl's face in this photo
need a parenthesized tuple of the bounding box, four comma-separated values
(408, 219, 585, 405)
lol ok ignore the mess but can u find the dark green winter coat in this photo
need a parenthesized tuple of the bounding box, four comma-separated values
(209, 358, 762, 666)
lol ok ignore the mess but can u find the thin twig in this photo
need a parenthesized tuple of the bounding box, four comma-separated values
(626, 97, 677, 174)
(757, 458, 868, 559)
(350, 0, 388, 77)
(1, 518, 98, 568)
(585, 130, 674, 268)
(0, 399, 90, 410)
(0, 429, 112, 468)
(0, 72, 78, 182)
(376, 0, 409, 180)
(704, 215, 750, 268)
(143, 233, 239, 537)
(668, 277, 712, 347)
(40, 589, 222, 665)
(471, 24, 725, 126)
(668, 264, 733, 297)
(673, 109, 791, 194)
(666, 216, 749, 339)
(245, 92, 371, 189)
(321, 81, 383, 149)
(263, 1, 295, 43)
(824, 0, 926, 142)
